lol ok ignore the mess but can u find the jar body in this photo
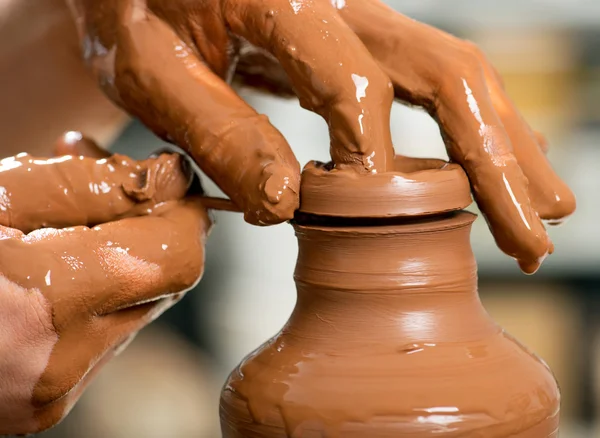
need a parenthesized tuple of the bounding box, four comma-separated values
(220, 213, 560, 437)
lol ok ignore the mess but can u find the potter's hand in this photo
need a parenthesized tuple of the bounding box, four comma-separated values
(0, 152, 209, 435)
(0, 133, 193, 234)
(68, 0, 574, 272)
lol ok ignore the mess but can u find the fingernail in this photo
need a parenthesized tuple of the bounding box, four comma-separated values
(263, 164, 299, 205)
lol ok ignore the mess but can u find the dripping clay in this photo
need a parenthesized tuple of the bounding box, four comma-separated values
(220, 157, 561, 438)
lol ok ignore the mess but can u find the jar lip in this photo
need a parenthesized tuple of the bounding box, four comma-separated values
(293, 210, 477, 235)
(299, 156, 472, 219)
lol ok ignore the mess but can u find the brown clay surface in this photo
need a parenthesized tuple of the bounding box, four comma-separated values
(0, 137, 210, 434)
(0, 151, 192, 233)
(68, 0, 575, 269)
(220, 212, 560, 437)
(300, 156, 472, 218)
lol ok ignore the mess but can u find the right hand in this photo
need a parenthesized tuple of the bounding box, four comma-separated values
(67, 0, 575, 271)
(0, 139, 210, 435)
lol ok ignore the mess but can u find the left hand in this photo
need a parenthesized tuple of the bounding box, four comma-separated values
(0, 138, 210, 435)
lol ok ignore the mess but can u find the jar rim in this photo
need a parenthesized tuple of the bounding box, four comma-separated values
(299, 156, 472, 219)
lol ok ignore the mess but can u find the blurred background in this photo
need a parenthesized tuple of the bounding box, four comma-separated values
(1, 0, 598, 437)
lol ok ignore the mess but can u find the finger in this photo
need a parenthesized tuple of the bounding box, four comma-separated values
(53, 131, 111, 158)
(441, 77, 552, 273)
(0, 151, 191, 232)
(336, 0, 552, 272)
(335, 1, 445, 109)
(222, 0, 395, 172)
(0, 197, 209, 321)
(477, 58, 575, 220)
(88, 6, 300, 226)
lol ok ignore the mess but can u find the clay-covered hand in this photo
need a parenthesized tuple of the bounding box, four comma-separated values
(68, 0, 574, 272)
(0, 142, 210, 434)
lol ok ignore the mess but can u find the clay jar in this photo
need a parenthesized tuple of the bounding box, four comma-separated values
(220, 159, 560, 437)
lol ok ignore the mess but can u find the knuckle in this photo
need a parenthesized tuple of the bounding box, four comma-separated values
(446, 41, 484, 77)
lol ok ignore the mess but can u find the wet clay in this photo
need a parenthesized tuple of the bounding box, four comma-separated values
(0, 196, 210, 434)
(69, 0, 575, 271)
(220, 211, 560, 437)
(221, 157, 561, 436)
(300, 156, 472, 218)
(0, 133, 211, 433)
(299, 153, 552, 274)
(0, 151, 192, 233)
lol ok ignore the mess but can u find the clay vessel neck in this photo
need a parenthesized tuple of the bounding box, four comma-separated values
(291, 211, 497, 346)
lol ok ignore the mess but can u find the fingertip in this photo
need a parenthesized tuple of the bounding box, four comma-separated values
(244, 186, 299, 226)
(242, 162, 300, 226)
(517, 226, 552, 274)
(150, 154, 194, 203)
(262, 162, 300, 204)
(488, 201, 552, 275)
(250, 190, 299, 226)
(518, 259, 540, 275)
(517, 239, 551, 275)
(535, 187, 576, 225)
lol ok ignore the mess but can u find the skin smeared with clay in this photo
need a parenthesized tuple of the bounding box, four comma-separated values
(0, 0, 577, 433)
(0, 140, 210, 434)
(0, 150, 192, 233)
(67, 0, 574, 273)
(221, 166, 561, 437)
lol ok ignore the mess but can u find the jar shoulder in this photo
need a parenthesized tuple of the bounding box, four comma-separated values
(221, 329, 559, 437)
